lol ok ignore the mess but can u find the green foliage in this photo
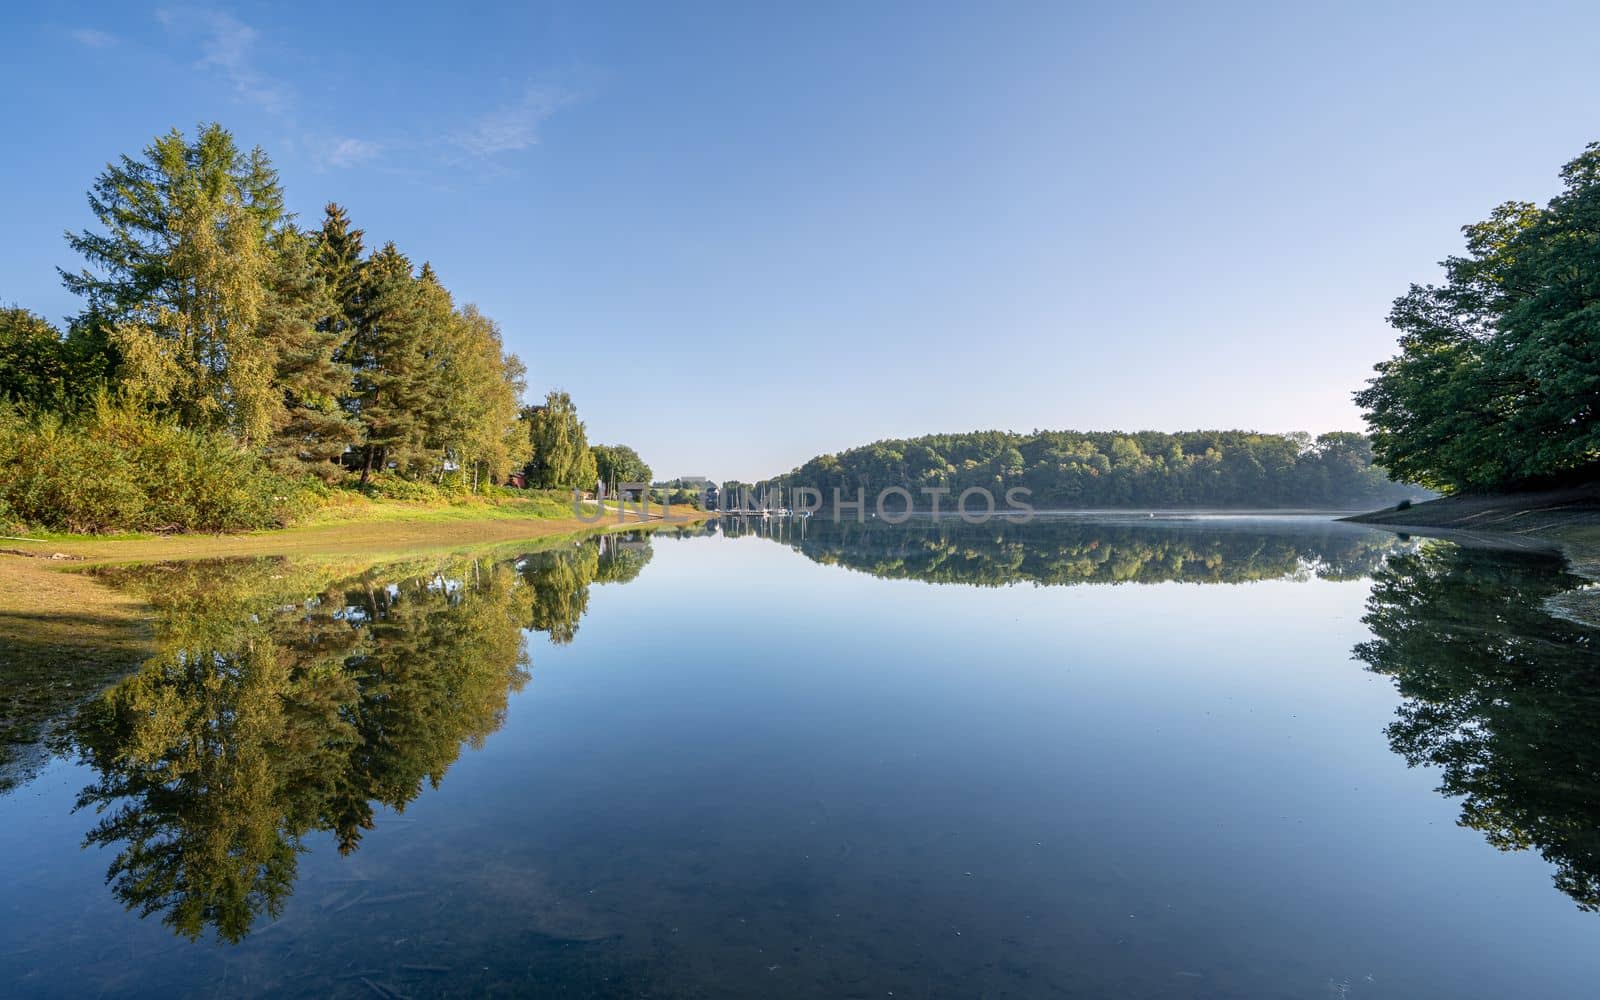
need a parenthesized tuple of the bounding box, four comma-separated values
(0, 400, 295, 533)
(259, 226, 360, 479)
(0, 496, 21, 536)
(0, 127, 551, 531)
(1357, 143, 1600, 491)
(592, 443, 652, 489)
(523, 390, 597, 489)
(314, 202, 366, 348)
(0, 307, 72, 410)
(777, 429, 1414, 508)
(345, 242, 432, 478)
(432, 304, 531, 490)
(356, 472, 454, 503)
(63, 124, 284, 445)
(0, 307, 119, 415)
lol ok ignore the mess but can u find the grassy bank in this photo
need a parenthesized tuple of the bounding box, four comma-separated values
(0, 495, 711, 648)
(2, 490, 709, 561)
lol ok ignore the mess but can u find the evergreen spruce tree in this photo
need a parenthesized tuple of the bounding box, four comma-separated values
(0, 307, 70, 410)
(259, 227, 360, 479)
(314, 203, 366, 335)
(349, 243, 430, 481)
(413, 262, 460, 480)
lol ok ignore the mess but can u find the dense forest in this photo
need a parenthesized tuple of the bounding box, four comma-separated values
(0, 124, 631, 533)
(1357, 141, 1600, 493)
(761, 429, 1416, 510)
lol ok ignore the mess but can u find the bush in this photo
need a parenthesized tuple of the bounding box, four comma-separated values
(0, 402, 295, 533)
(1396, 499, 1412, 511)
(358, 473, 447, 504)
(293, 475, 336, 503)
(0, 495, 26, 536)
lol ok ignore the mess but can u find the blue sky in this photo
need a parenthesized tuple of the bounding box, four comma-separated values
(4, 2, 1599, 480)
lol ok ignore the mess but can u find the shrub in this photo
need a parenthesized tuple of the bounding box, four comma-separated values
(1396, 499, 1412, 511)
(436, 470, 465, 497)
(359, 473, 446, 503)
(0, 402, 295, 533)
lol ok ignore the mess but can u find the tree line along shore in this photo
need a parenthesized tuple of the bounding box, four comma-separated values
(4, 129, 1598, 541)
(756, 140, 1600, 535)
(0, 123, 655, 536)
(1339, 139, 1600, 599)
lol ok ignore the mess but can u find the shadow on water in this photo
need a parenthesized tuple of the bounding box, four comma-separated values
(35, 533, 654, 944)
(1354, 539, 1600, 910)
(0, 600, 148, 795)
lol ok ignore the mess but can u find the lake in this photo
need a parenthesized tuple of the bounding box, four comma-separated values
(1, 515, 1596, 998)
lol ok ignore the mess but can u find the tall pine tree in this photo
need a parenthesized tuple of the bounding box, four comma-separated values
(348, 243, 430, 481)
(259, 226, 360, 479)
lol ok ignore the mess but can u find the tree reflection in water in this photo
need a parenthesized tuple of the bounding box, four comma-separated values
(725, 514, 1406, 586)
(67, 533, 652, 942)
(1355, 540, 1600, 910)
(51, 520, 1600, 947)
(738, 515, 1600, 911)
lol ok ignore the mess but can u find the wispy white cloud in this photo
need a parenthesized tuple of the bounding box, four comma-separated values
(149, 11, 578, 175)
(319, 136, 382, 169)
(70, 28, 119, 48)
(454, 87, 571, 157)
(157, 8, 292, 115)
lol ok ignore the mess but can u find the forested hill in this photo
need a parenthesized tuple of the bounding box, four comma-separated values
(770, 430, 1420, 509)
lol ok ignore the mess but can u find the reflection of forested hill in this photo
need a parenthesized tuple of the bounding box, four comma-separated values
(725, 516, 1407, 586)
(49, 533, 653, 943)
(1356, 542, 1600, 911)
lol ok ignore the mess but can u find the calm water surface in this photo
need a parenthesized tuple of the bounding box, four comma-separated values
(1, 516, 1597, 998)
